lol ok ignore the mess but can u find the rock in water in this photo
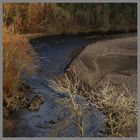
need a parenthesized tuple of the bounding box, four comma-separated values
(28, 95, 45, 111)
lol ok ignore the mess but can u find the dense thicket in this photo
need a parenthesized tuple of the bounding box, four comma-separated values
(3, 3, 137, 34)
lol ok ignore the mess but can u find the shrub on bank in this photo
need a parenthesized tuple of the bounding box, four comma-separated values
(49, 72, 137, 137)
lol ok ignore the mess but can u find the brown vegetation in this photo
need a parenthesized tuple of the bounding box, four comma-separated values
(3, 32, 36, 136)
(3, 3, 137, 34)
(3, 33, 35, 98)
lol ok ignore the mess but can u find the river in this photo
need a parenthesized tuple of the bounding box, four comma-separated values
(15, 34, 110, 137)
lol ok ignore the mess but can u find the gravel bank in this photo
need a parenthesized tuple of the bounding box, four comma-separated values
(67, 36, 137, 94)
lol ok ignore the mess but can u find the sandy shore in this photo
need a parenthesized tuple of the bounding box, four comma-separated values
(67, 36, 137, 94)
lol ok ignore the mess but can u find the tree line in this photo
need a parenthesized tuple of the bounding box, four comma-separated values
(3, 3, 137, 34)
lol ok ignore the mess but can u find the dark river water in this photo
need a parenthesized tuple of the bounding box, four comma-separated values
(15, 35, 107, 137)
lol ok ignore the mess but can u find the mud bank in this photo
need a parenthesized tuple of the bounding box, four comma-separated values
(67, 36, 137, 94)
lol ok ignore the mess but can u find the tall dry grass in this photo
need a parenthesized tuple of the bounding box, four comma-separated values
(3, 3, 72, 34)
(3, 32, 35, 99)
(49, 72, 137, 137)
(3, 30, 35, 136)
(3, 32, 36, 136)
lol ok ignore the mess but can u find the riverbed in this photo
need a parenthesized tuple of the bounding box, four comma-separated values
(15, 34, 108, 137)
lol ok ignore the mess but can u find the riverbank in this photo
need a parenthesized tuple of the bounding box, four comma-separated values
(26, 30, 137, 42)
(67, 36, 137, 89)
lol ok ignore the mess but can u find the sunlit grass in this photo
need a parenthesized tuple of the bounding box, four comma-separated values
(3, 33, 35, 98)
